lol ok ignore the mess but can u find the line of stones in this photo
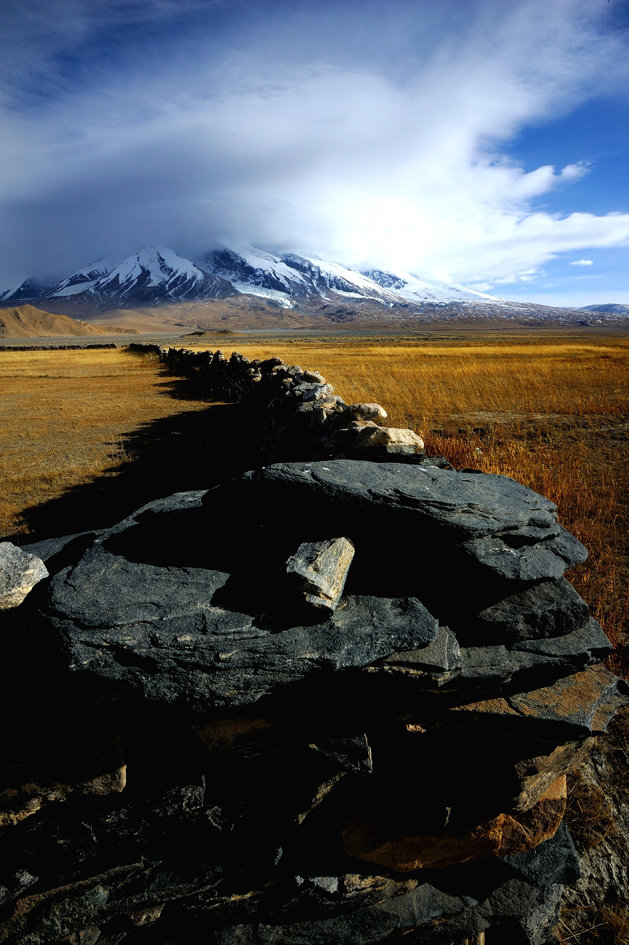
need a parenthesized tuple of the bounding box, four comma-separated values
(129, 343, 427, 463)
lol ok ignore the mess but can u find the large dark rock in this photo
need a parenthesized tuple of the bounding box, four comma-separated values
(39, 491, 438, 710)
(461, 578, 591, 645)
(207, 462, 587, 615)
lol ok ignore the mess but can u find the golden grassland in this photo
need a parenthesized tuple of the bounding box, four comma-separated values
(186, 331, 628, 664)
(0, 348, 212, 539)
(0, 333, 627, 669)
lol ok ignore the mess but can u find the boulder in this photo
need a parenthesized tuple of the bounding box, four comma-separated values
(449, 665, 628, 736)
(40, 492, 438, 710)
(0, 542, 48, 609)
(226, 462, 586, 600)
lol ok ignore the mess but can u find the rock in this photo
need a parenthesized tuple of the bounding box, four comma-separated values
(512, 740, 594, 812)
(238, 461, 559, 541)
(0, 752, 126, 828)
(347, 403, 388, 423)
(504, 822, 579, 887)
(350, 425, 425, 454)
(559, 705, 629, 937)
(450, 665, 629, 736)
(462, 578, 591, 644)
(214, 883, 481, 945)
(462, 529, 587, 583)
(341, 777, 567, 871)
(286, 537, 355, 613)
(0, 542, 48, 609)
(290, 381, 335, 402)
(40, 492, 438, 709)
(230, 462, 586, 597)
(308, 734, 373, 775)
(295, 370, 326, 384)
(370, 619, 610, 690)
(377, 626, 462, 676)
(509, 665, 629, 734)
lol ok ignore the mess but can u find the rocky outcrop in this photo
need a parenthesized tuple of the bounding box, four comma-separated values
(1, 450, 626, 945)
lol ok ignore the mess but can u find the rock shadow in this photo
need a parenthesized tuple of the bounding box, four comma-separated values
(12, 373, 265, 543)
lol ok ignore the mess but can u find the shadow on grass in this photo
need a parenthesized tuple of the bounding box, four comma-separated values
(13, 372, 265, 543)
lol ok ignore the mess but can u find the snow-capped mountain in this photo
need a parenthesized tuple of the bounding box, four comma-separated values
(8, 243, 625, 328)
(364, 269, 501, 304)
(6, 243, 502, 310)
(0, 278, 47, 303)
(91, 246, 233, 303)
(44, 246, 233, 305)
(198, 247, 407, 307)
(46, 256, 118, 298)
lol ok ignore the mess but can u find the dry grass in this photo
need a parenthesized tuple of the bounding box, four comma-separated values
(189, 332, 628, 664)
(0, 348, 211, 539)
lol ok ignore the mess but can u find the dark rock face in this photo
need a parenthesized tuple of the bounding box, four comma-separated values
(1, 455, 626, 945)
(41, 491, 438, 710)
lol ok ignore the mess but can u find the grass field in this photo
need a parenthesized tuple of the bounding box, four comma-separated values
(0, 333, 627, 669)
(0, 347, 213, 540)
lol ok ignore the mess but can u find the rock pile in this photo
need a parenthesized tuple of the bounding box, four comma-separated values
(129, 344, 427, 463)
(1, 456, 626, 945)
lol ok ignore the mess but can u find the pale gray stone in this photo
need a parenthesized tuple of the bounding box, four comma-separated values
(0, 542, 48, 610)
(286, 537, 355, 613)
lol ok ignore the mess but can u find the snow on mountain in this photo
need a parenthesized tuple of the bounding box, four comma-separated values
(90, 246, 233, 303)
(13, 243, 624, 325)
(363, 269, 503, 305)
(202, 247, 402, 305)
(0, 278, 47, 303)
(199, 248, 309, 306)
(282, 254, 401, 304)
(47, 255, 117, 298)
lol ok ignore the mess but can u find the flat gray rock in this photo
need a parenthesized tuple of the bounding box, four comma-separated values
(41, 492, 438, 709)
(371, 619, 610, 690)
(223, 462, 587, 592)
(464, 578, 591, 644)
(241, 461, 560, 540)
(0, 542, 48, 610)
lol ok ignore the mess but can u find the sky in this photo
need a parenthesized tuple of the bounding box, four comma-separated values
(1, 0, 629, 307)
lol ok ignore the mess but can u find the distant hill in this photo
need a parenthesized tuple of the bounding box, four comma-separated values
(581, 303, 629, 316)
(0, 304, 136, 337)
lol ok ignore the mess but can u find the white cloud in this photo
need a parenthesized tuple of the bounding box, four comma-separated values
(570, 258, 594, 266)
(0, 0, 628, 289)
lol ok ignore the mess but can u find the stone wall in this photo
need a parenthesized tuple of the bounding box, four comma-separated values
(0, 346, 626, 945)
(128, 343, 427, 464)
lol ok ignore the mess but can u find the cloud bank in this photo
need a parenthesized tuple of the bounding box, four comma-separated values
(1, 0, 629, 295)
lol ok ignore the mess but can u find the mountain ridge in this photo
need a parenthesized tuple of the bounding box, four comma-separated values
(2, 244, 627, 327)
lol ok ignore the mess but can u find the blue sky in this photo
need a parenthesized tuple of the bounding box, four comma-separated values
(1, 0, 628, 306)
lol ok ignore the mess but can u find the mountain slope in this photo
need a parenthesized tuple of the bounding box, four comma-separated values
(582, 303, 629, 316)
(364, 268, 501, 304)
(0, 279, 48, 303)
(0, 304, 131, 337)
